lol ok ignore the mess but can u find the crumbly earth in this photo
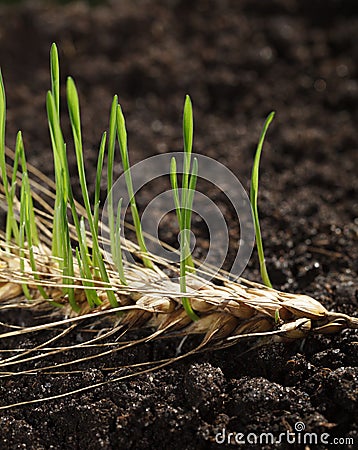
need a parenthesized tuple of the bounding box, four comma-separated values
(0, 1, 357, 449)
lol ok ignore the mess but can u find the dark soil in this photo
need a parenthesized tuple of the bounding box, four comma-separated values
(0, 0, 357, 449)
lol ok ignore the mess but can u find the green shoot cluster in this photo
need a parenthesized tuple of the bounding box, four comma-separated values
(0, 43, 274, 322)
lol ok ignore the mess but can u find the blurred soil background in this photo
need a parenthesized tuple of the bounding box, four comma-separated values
(0, 0, 357, 449)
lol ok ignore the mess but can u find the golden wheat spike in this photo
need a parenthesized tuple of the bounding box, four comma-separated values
(0, 234, 357, 347)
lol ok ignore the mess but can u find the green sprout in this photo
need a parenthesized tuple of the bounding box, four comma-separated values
(66, 76, 118, 308)
(93, 132, 106, 243)
(250, 111, 275, 288)
(17, 133, 48, 301)
(170, 95, 199, 322)
(0, 70, 20, 247)
(113, 198, 127, 285)
(116, 104, 154, 270)
(107, 95, 127, 285)
(47, 49, 80, 311)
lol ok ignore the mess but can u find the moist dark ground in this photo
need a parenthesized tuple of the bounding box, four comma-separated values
(0, 1, 357, 449)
